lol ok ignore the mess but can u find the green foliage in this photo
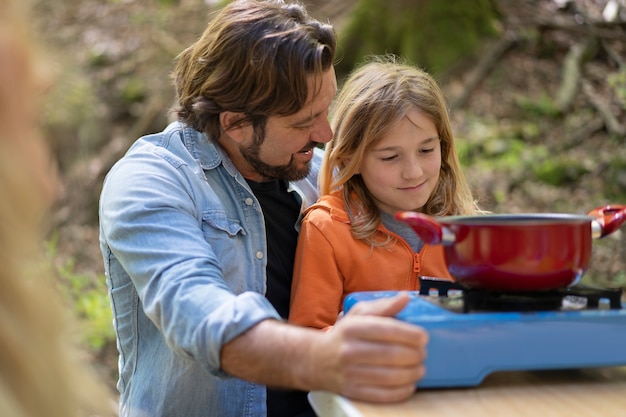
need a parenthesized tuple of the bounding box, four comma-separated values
(336, 0, 501, 77)
(121, 77, 147, 104)
(602, 156, 626, 201)
(607, 69, 626, 109)
(46, 235, 115, 352)
(43, 70, 99, 129)
(87, 48, 111, 68)
(610, 271, 626, 287)
(456, 117, 543, 170)
(532, 158, 590, 186)
(514, 92, 561, 118)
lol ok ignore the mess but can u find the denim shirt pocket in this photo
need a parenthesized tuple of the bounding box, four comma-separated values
(201, 209, 255, 294)
(202, 209, 245, 236)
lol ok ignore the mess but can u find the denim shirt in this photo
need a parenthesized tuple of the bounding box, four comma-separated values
(99, 121, 322, 417)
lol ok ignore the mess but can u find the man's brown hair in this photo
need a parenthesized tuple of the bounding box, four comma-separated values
(172, 0, 336, 140)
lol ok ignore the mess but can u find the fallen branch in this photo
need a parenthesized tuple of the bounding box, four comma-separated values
(450, 31, 519, 110)
(536, 20, 626, 41)
(555, 38, 595, 113)
(562, 117, 606, 150)
(600, 40, 625, 68)
(582, 79, 626, 137)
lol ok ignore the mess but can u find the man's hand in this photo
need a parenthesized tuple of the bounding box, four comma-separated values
(307, 293, 428, 403)
(221, 293, 427, 404)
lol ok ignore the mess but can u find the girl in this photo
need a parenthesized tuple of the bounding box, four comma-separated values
(289, 55, 480, 330)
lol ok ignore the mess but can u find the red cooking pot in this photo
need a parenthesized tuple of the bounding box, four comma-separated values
(395, 205, 626, 291)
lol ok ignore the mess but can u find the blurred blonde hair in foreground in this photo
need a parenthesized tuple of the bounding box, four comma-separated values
(0, 0, 111, 416)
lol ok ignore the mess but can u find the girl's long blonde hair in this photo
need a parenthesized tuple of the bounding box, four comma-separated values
(0, 1, 110, 416)
(320, 55, 478, 243)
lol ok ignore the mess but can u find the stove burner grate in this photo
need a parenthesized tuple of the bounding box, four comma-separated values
(418, 277, 623, 313)
(464, 290, 562, 312)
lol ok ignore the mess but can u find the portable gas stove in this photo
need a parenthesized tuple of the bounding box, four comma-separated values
(343, 277, 626, 388)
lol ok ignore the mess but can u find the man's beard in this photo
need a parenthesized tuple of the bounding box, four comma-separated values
(239, 125, 313, 182)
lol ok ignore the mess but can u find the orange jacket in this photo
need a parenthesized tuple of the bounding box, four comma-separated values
(289, 191, 452, 330)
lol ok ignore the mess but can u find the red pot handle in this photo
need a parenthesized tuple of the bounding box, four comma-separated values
(395, 211, 444, 244)
(587, 204, 626, 238)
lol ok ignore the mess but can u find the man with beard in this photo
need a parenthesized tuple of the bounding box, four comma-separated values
(99, 1, 429, 416)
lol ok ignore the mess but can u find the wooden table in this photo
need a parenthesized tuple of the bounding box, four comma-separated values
(309, 367, 626, 417)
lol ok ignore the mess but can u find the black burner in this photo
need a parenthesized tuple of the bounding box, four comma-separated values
(418, 276, 466, 296)
(418, 277, 623, 313)
(464, 290, 563, 312)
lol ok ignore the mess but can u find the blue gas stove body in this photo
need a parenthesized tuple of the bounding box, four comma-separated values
(343, 290, 626, 388)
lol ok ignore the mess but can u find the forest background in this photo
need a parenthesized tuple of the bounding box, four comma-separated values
(30, 0, 626, 401)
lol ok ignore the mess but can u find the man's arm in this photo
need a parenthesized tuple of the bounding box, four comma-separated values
(221, 293, 427, 403)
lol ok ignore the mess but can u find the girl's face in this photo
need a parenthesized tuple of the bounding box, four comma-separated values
(358, 109, 441, 215)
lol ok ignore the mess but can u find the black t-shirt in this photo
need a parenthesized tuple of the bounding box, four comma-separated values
(246, 179, 315, 417)
(246, 179, 300, 319)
